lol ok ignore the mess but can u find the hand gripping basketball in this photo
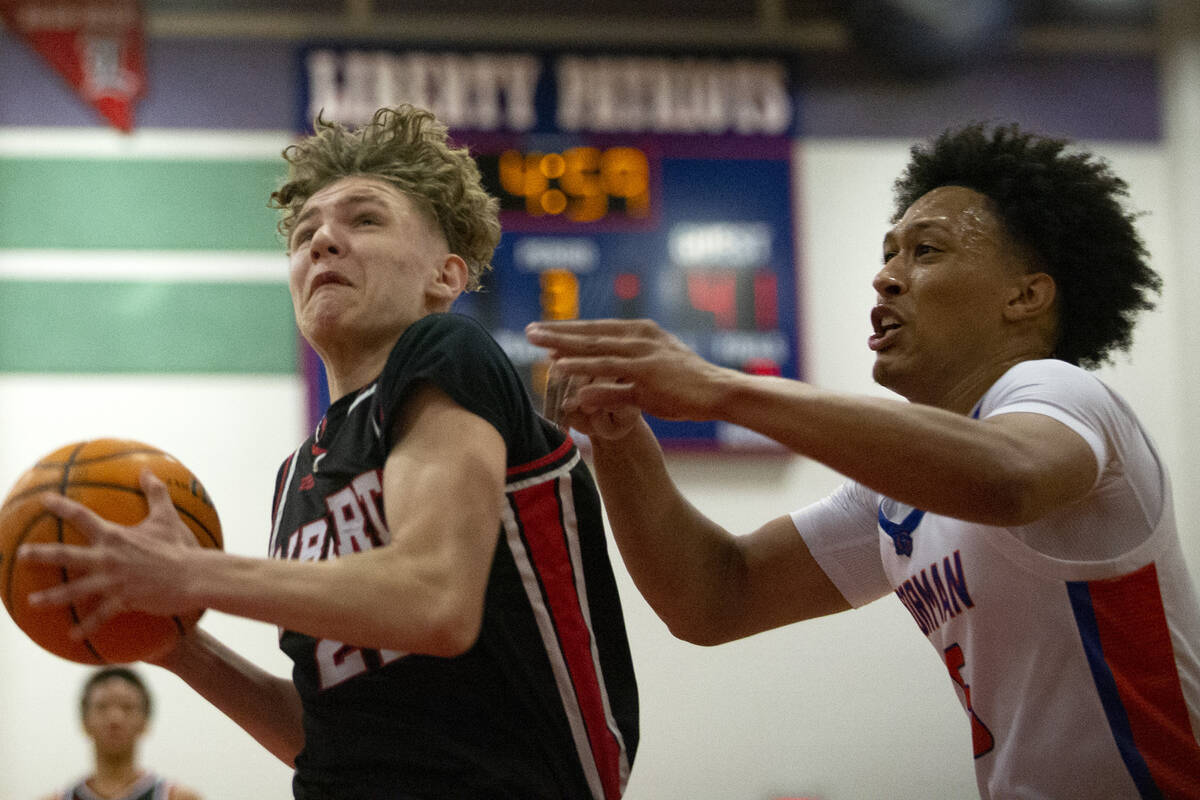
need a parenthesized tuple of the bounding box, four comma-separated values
(0, 438, 223, 664)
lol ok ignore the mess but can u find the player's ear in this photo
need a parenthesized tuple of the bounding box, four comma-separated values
(427, 254, 468, 310)
(1003, 271, 1056, 322)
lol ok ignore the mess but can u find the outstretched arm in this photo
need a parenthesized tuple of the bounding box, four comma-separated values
(528, 319, 1097, 526)
(584, 412, 850, 645)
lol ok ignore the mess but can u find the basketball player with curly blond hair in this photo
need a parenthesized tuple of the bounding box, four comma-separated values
(25, 105, 639, 800)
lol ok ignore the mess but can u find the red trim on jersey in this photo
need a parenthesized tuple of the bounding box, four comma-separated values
(510, 477, 623, 800)
(272, 451, 296, 520)
(507, 436, 573, 479)
(1088, 564, 1200, 798)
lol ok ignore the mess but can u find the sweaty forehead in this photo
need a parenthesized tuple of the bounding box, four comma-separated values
(890, 185, 1001, 238)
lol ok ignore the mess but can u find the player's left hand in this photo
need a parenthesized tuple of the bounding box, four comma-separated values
(544, 364, 642, 441)
(18, 469, 202, 637)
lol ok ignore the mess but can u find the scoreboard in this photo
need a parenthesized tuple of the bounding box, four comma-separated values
(299, 46, 801, 451)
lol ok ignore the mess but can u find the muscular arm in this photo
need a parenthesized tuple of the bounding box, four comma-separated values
(717, 374, 1097, 526)
(180, 381, 506, 655)
(589, 417, 850, 645)
(532, 320, 1097, 526)
(580, 387, 1091, 644)
(531, 320, 1097, 644)
(20, 383, 506, 770)
(25, 382, 507, 658)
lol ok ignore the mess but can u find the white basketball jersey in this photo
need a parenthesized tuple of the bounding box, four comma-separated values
(795, 360, 1200, 798)
(881, 484, 1200, 798)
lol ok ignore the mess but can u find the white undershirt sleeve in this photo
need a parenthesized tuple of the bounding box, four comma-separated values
(789, 481, 891, 608)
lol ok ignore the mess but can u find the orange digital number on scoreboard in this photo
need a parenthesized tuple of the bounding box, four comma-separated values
(495, 146, 651, 222)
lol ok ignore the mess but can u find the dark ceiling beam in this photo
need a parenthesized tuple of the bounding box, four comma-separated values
(142, 7, 1156, 57)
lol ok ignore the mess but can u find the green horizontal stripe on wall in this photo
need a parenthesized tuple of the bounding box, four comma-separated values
(0, 280, 296, 373)
(0, 158, 286, 251)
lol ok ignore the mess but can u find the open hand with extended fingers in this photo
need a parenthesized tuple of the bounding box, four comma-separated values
(18, 469, 205, 639)
(526, 318, 736, 436)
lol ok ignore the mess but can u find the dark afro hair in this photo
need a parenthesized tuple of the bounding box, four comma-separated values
(892, 122, 1160, 369)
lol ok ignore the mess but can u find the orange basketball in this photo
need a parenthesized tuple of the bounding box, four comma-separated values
(0, 438, 223, 664)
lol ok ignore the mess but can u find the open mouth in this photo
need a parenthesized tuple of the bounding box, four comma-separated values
(869, 305, 903, 351)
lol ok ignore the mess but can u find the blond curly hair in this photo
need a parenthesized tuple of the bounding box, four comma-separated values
(270, 105, 501, 291)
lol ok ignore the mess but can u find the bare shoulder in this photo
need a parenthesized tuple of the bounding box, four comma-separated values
(169, 786, 204, 800)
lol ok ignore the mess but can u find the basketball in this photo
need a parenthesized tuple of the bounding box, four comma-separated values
(0, 438, 223, 664)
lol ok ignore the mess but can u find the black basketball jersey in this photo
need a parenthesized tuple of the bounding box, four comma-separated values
(268, 313, 639, 800)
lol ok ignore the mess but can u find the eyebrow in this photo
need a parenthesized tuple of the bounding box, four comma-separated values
(883, 218, 953, 246)
(291, 192, 395, 239)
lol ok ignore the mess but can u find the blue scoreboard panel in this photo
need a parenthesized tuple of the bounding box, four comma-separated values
(299, 47, 801, 451)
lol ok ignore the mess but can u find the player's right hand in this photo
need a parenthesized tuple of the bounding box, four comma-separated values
(526, 318, 734, 424)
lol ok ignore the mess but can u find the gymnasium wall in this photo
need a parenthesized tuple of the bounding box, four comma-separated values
(2, 17, 1198, 800)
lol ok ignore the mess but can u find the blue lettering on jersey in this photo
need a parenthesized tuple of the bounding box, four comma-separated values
(895, 550, 974, 636)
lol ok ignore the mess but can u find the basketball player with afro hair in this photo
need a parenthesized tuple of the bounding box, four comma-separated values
(527, 122, 1200, 798)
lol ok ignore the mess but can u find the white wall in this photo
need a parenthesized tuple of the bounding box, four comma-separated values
(0, 376, 303, 797)
(3, 35, 1199, 800)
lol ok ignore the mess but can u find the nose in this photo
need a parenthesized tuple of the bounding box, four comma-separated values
(309, 223, 342, 260)
(872, 263, 906, 298)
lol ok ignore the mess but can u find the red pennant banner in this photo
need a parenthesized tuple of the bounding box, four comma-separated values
(0, 0, 146, 132)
